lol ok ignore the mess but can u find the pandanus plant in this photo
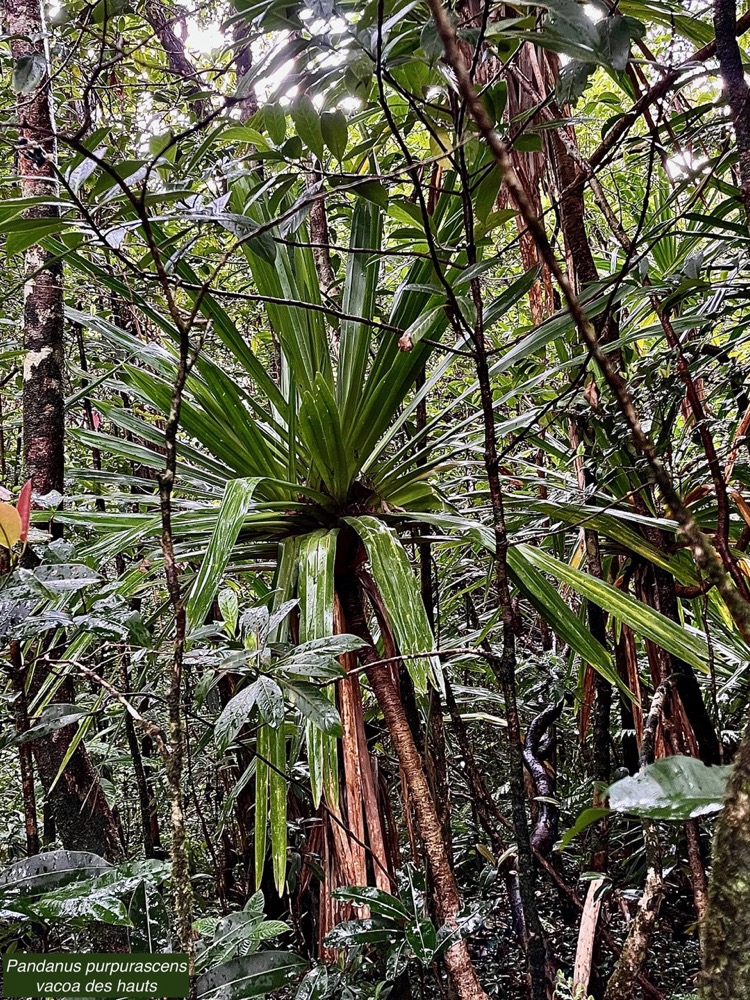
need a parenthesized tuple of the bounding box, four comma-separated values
(68, 172, 517, 996)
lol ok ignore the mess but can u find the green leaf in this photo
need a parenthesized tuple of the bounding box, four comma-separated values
(513, 133, 543, 153)
(337, 199, 383, 430)
(596, 15, 644, 72)
(506, 546, 622, 691)
(18, 704, 89, 744)
(284, 679, 342, 736)
(351, 179, 389, 209)
(556, 60, 595, 104)
(255, 725, 269, 890)
(321, 110, 348, 162)
(218, 588, 239, 635)
(295, 966, 328, 1000)
(12, 52, 47, 94)
(263, 103, 287, 144)
(325, 918, 400, 947)
(215, 681, 259, 752)
(519, 544, 713, 673)
(0, 850, 111, 893)
(186, 477, 263, 633)
(397, 305, 447, 351)
(269, 723, 287, 894)
(298, 375, 352, 500)
(557, 807, 612, 851)
(5, 219, 71, 256)
(197, 953, 306, 1000)
(127, 881, 171, 953)
(608, 756, 731, 821)
(297, 529, 340, 808)
(333, 886, 410, 920)
(345, 516, 440, 694)
(291, 95, 325, 161)
(406, 916, 437, 965)
(256, 676, 285, 728)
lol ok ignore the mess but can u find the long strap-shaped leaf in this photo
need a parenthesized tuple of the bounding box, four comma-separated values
(298, 375, 353, 501)
(255, 538, 299, 894)
(298, 529, 340, 808)
(345, 516, 442, 694)
(254, 723, 269, 892)
(186, 477, 263, 632)
(268, 722, 287, 895)
(519, 543, 714, 673)
(337, 200, 382, 428)
(416, 511, 620, 689)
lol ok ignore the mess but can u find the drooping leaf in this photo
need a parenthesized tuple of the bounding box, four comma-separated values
(405, 915, 438, 965)
(215, 681, 259, 752)
(345, 516, 441, 695)
(0, 850, 111, 893)
(255, 676, 285, 729)
(186, 477, 263, 633)
(269, 722, 287, 894)
(519, 544, 714, 673)
(320, 110, 348, 162)
(608, 756, 731, 821)
(127, 881, 172, 954)
(333, 885, 410, 921)
(291, 95, 325, 161)
(283, 679, 342, 736)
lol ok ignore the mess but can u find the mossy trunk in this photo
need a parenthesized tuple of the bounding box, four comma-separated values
(701, 719, 750, 999)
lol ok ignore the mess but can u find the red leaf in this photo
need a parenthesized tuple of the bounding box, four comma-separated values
(17, 478, 32, 541)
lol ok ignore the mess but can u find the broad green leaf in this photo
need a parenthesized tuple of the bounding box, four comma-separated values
(351, 179, 388, 209)
(12, 52, 46, 93)
(608, 756, 731, 821)
(264, 103, 286, 144)
(256, 676, 285, 728)
(0, 850, 111, 893)
(197, 952, 306, 1000)
(215, 681, 259, 752)
(127, 881, 171, 953)
(321, 110, 348, 162)
(333, 885, 410, 920)
(5, 220, 72, 256)
(284, 680, 342, 736)
(406, 916, 437, 965)
(295, 966, 328, 1000)
(218, 588, 239, 635)
(18, 704, 89, 744)
(325, 918, 399, 947)
(291, 95, 325, 161)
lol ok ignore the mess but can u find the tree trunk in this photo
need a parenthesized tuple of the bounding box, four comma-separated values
(341, 579, 490, 1000)
(4, 0, 124, 862)
(714, 0, 750, 224)
(5, 0, 65, 507)
(701, 716, 750, 999)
